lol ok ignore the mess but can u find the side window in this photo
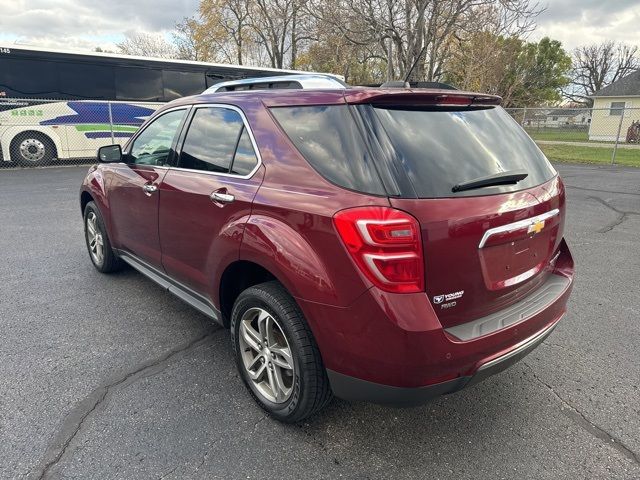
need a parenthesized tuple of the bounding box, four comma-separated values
(0, 59, 59, 98)
(163, 70, 206, 100)
(610, 101, 626, 116)
(129, 109, 186, 166)
(230, 127, 259, 175)
(115, 67, 163, 101)
(270, 105, 385, 194)
(58, 63, 115, 100)
(179, 107, 244, 173)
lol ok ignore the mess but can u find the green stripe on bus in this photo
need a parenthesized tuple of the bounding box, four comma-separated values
(75, 124, 139, 132)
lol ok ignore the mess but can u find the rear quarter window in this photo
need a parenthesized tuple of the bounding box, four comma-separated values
(371, 106, 556, 198)
(270, 105, 385, 195)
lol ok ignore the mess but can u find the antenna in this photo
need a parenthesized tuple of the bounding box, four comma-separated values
(403, 45, 428, 84)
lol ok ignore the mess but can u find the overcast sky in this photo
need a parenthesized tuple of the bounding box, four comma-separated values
(0, 0, 639, 54)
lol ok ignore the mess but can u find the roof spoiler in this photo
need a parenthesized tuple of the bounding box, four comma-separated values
(345, 91, 502, 107)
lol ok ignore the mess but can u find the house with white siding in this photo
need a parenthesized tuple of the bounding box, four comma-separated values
(589, 70, 640, 141)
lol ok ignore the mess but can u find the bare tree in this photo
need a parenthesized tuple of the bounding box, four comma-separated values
(248, 0, 314, 69)
(308, 0, 542, 82)
(173, 17, 205, 61)
(191, 0, 314, 69)
(117, 32, 177, 59)
(199, 0, 254, 64)
(566, 41, 639, 105)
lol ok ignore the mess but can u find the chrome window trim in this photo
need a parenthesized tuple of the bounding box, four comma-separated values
(171, 103, 263, 180)
(478, 208, 560, 249)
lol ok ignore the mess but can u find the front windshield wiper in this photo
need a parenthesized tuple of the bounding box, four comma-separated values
(452, 170, 528, 193)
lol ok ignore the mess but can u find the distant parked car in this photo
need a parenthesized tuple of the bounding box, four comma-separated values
(80, 75, 575, 422)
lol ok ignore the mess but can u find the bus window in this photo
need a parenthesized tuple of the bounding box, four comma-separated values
(0, 59, 58, 98)
(115, 67, 163, 101)
(163, 70, 206, 100)
(58, 63, 115, 100)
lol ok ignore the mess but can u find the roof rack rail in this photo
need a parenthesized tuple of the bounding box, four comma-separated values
(204, 74, 347, 94)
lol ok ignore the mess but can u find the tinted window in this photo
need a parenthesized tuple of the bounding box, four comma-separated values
(179, 107, 244, 173)
(230, 127, 259, 175)
(372, 106, 556, 198)
(115, 67, 163, 101)
(58, 62, 115, 99)
(0, 59, 58, 97)
(163, 70, 206, 100)
(129, 109, 186, 166)
(270, 105, 384, 195)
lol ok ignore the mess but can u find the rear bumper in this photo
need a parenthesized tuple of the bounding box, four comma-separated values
(327, 320, 558, 406)
(297, 239, 574, 404)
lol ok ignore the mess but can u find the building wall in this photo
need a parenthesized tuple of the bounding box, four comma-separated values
(589, 96, 640, 141)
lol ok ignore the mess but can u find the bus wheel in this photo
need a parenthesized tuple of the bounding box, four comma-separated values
(10, 132, 57, 167)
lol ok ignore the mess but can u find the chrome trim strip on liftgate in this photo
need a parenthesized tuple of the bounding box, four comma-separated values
(478, 208, 560, 249)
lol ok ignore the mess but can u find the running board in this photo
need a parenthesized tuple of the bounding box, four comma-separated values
(117, 251, 222, 325)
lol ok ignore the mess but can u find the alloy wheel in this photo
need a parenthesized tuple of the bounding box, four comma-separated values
(86, 212, 104, 266)
(238, 307, 295, 403)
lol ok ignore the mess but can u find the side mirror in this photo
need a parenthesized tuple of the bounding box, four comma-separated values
(98, 144, 122, 163)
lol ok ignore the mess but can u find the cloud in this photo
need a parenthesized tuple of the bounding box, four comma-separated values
(0, 0, 639, 54)
(0, 0, 199, 50)
(533, 1, 640, 50)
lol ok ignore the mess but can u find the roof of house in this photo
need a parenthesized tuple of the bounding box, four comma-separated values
(523, 111, 548, 120)
(547, 108, 590, 117)
(593, 70, 640, 97)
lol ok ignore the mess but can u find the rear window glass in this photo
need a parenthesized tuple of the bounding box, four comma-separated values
(270, 105, 385, 195)
(231, 127, 259, 176)
(372, 106, 556, 198)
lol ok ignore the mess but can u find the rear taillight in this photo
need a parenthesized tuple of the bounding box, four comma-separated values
(333, 207, 424, 293)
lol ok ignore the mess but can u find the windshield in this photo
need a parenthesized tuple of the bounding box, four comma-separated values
(371, 106, 556, 198)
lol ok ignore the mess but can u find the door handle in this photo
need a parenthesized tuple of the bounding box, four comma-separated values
(210, 192, 235, 204)
(142, 184, 158, 195)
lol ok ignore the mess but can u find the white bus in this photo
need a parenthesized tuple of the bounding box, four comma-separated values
(0, 45, 336, 166)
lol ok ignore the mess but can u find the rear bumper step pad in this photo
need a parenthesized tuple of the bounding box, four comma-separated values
(444, 274, 570, 341)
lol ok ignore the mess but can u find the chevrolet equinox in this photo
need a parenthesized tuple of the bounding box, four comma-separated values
(80, 75, 575, 422)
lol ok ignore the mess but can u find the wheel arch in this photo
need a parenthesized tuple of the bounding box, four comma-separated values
(5, 127, 63, 161)
(80, 190, 94, 216)
(218, 260, 280, 328)
(237, 214, 343, 305)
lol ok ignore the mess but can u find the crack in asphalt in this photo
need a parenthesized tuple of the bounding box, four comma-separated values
(158, 464, 180, 480)
(521, 362, 640, 468)
(32, 331, 217, 480)
(587, 196, 640, 233)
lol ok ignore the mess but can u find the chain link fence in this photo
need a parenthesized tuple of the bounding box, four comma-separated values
(505, 106, 640, 166)
(0, 98, 162, 168)
(1, 99, 639, 169)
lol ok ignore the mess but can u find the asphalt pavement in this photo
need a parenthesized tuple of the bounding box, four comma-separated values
(0, 163, 638, 479)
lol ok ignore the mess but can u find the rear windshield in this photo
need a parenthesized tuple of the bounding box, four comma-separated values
(372, 106, 556, 198)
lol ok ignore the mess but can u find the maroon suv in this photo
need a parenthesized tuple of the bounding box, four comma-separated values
(80, 76, 574, 422)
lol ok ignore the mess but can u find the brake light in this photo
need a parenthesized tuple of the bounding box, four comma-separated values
(333, 207, 424, 293)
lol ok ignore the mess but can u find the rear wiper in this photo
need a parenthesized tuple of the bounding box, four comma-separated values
(452, 170, 528, 193)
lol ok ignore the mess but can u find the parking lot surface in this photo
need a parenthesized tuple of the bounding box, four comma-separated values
(1, 163, 639, 479)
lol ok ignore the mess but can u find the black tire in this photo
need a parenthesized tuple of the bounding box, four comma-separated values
(10, 132, 57, 167)
(231, 281, 332, 422)
(83, 201, 123, 273)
